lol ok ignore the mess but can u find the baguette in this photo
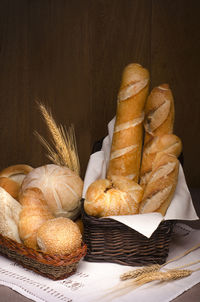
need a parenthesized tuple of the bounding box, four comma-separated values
(140, 134, 182, 188)
(107, 63, 150, 182)
(144, 84, 175, 145)
(139, 153, 179, 216)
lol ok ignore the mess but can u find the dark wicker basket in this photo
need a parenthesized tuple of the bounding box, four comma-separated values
(81, 200, 174, 266)
(0, 234, 87, 280)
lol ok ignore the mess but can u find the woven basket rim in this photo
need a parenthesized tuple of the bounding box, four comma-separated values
(0, 233, 87, 266)
(81, 198, 175, 232)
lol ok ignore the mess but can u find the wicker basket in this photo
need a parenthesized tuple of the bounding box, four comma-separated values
(0, 234, 87, 280)
(81, 200, 175, 266)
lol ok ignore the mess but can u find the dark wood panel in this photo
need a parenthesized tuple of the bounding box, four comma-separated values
(0, 0, 151, 178)
(151, 0, 200, 187)
(0, 0, 199, 187)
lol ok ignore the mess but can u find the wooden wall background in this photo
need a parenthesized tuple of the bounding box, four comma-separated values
(0, 0, 200, 188)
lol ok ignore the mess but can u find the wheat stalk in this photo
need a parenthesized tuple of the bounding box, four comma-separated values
(134, 269, 193, 286)
(35, 102, 80, 175)
(120, 243, 200, 282)
(120, 264, 161, 281)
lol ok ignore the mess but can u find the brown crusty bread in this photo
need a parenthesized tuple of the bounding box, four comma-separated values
(0, 164, 33, 185)
(84, 175, 143, 217)
(107, 63, 150, 182)
(18, 187, 53, 249)
(0, 177, 20, 199)
(143, 83, 175, 145)
(140, 134, 182, 188)
(139, 152, 179, 216)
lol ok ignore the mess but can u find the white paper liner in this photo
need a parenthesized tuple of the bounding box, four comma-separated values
(83, 117, 199, 238)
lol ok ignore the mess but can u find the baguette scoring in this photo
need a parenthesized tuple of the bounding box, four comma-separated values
(107, 63, 150, 182)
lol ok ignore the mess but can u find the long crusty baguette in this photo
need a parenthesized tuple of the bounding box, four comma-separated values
(139, 152, 179, 216)
(143, 84, 175, 145)
(107, 63, 150, 182)
(140, 134, 182, 188)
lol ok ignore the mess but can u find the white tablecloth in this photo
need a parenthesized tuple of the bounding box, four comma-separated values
(0, 223, 199, 302)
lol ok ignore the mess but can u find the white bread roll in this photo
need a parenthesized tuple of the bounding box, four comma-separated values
(36, 217, 82, 255)
(21, 164, 83, 220)
(84, 175, 143, 217)
(0, 187, 22, 243)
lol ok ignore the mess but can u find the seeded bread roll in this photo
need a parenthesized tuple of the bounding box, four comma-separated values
(107, 63, 150, 182)
(139, 153, 179, 216)
(37, 217, 82, 255)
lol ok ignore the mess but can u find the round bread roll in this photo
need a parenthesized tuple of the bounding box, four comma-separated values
(84, 175, 143, 217)
(0, 177, 20, 199)
(0, 164, 33, 185)
(21, 164, 83, 220)
(36, 217, 82, 255)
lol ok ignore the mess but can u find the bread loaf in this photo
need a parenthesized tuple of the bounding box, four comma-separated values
(0, 177, 20, 199)
(0, 164, 33, 185)
(21, 164, 83, 220)
(139, 153, 179, 216)
(107, 63, 150, 182)
(84, 175, 143, 217)
(18, 187, 53, 249)
(37, 217, 82, 255)
(143, 84, 175, 145)
(0, 187, 22, 243)
(140, 134, 182, 188)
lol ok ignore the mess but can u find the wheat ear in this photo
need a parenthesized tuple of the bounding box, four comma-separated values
(36, 102, 80, 174)
(134, 269, 193, 286)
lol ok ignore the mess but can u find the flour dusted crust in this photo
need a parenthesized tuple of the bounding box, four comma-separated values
(0, 187, 22, 243)
(20, 164, 83, 220)
(84, 175, 143, 217)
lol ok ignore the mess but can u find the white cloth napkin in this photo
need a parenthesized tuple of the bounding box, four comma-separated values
(82, 117, 199, 238)
(0, 223, 199, 302)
